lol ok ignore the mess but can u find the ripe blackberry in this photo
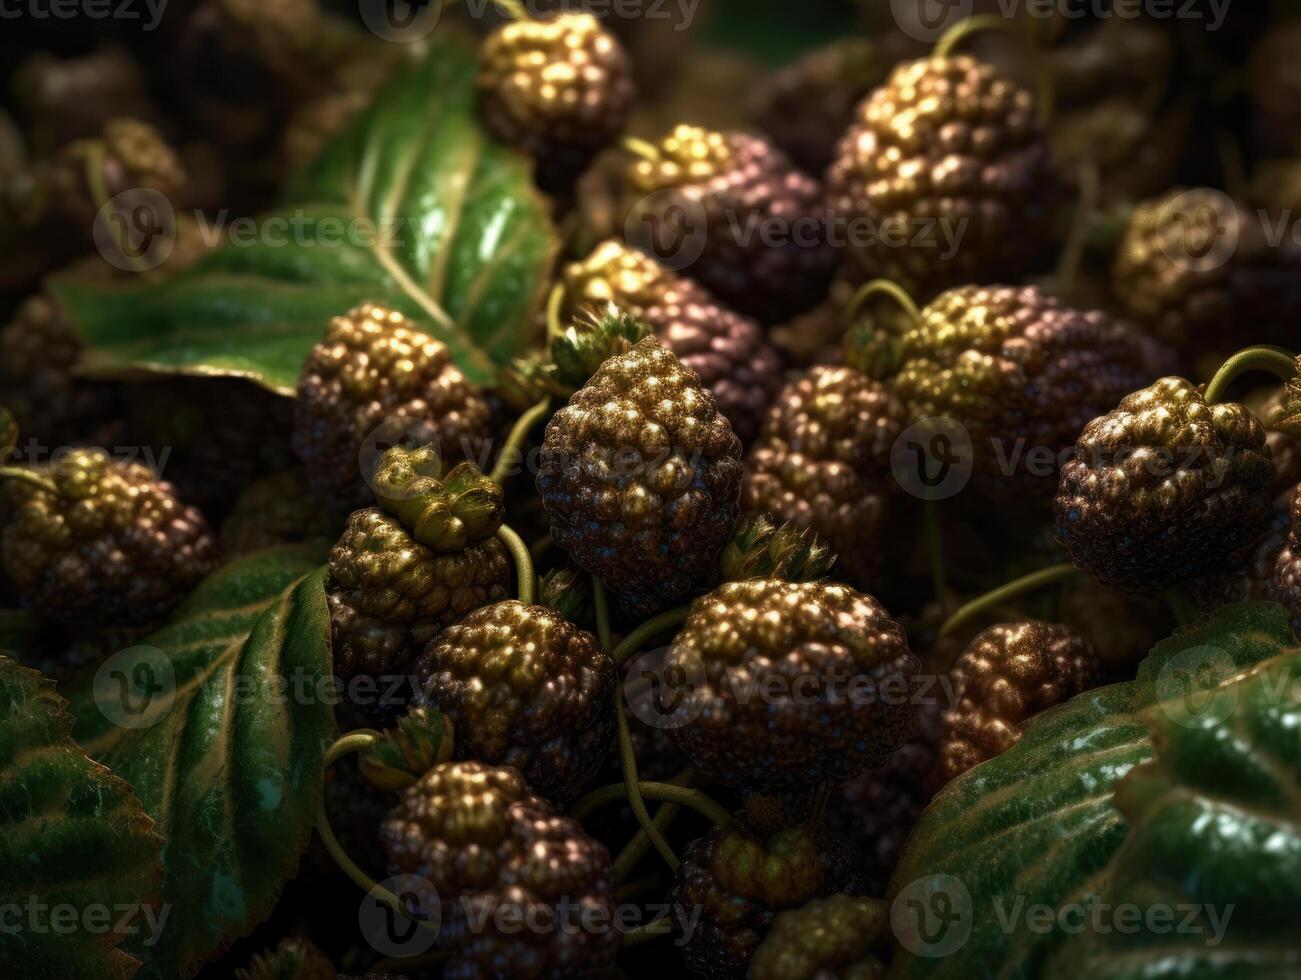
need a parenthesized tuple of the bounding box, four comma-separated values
(380, 761, 618, 980)
(892, 285, 1152, 488)
(826, 55, 1057, 299)
(326, 445, 512, 678)
(410, 600, 615, 805)
(537, 336, 743, 617)
(939, 621, 1095, 784)
(293, 303, 492, 512)
(1054, 378, 1275, 594)
(560, 241, 785, 441)
(478, 13, 634, 189)
(749, 893, 891, 980)
(743, 367, 906, 587)
(665, 578, 917, 792)
(1249, 486, 1301, 636)
(622, 125, 836, 321)
(1, 449, 215, 626)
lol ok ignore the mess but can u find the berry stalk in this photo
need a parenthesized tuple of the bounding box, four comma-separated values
(934, 15, 1054, 123)
(496, 524, 535, 604)
(1203, 346, 1296, 405)
(611, 606, 691, 666)
(939, 563, 1078, 637)
(488, 396, 551, 485)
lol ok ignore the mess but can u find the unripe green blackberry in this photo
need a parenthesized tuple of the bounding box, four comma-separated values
(293, 303, 492, 512)
(892, 285, 1152, 488)
(666, 578, 917, 792)
(1, 449, 215, 626)
(939, 621, 1095, 784)
(743, 367, 906, 588)
(537, 335, 743, 617)
(478, 13, 634, 188)
(326, 445, 512, 678)
(622, 125, 836, 322)
(826, 55, 1057, 299)
(1054, 378, 1275, 594)
(749, 893, 892, 980)
(380, 761, 618, 979)
(411, 600, 615, 804)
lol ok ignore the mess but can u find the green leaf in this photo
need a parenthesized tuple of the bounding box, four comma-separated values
(887, 602, 1294, 980)
(55, 32, 557, 393)
(1045, 647, 1301, 978)
(0, 656, 165, 980)
(66, 544, 334, 979)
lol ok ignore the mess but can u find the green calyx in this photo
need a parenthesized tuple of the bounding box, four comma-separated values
(543, 305, 654, 395)
(358, 705, 455, 792)
(721, 515, 837, 583)
(372, 443, 504, 552)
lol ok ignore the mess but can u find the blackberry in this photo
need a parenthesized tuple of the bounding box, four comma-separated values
(52, 118, 186, 226)
(1055, 378, 1275, 594)
(939, 621, 1095, 784)
(892, 285, 1152, 488)
(326, 444, 512, 678)
(748, 893, 892, 980)
(537, 335, 742, 617)
(665, 578, 917, 792)
(293, 303, 492, 512)
(622, 125, 836, 321)
(380, 761, 618, 979)
(826, 55, 1057, 299)
(1, 448, 215, 626)
(743, 367, 906, 587)
(410, 600, 615, 805)
(478, 13, 634, 189)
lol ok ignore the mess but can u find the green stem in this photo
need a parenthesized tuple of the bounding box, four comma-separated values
(497, 524, 535, 605)
(615, 696, 679, 871)
(316, 731, 439, 935)
(488, 396, 551, 485)
(939, 563, 1079, 638)
(1203, 346, 1296, 406)
(621, 136, 662, 163)
(592, 575, 612, 654)
(924, 499, 947, 607)
(571, 778, 734, 829)
(611, 606, 690, 666)
(546, 282, 567, 341)
(611, 768, 693, 882)
(621, 917, 674, 946)
(934, 15, 1054, 124)
(0, 466, 60, 497)
(1056, 160, 1099, 299)
(843, 278, 921, 330)
(85, 142, 151, 275)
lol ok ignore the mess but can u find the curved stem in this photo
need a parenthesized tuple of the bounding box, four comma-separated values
(571, 778, 734, 829)
(1056, 160, 1099, 300)
(546, 282, 567, 342)
(620, 135, 662, 163)
(496, 524, 535, 605)
(615, 696, 679, 871)
(592, 575, 612, 654)
(843, 278, 921, 330)
(0, 466, 60, 497)
(939, 563, 1079, 638)
(85, 141, 151, 275)
(621, 916, 674, 946)
(611, 606, 690, 666)
(611, 768, 693, 882)
(934, 15, 1054, 124)
(316, 731, 438, 935)
(1204, 346, 1296, 406)
(492, 0, 527, 19)
(488, 396, 551, 485)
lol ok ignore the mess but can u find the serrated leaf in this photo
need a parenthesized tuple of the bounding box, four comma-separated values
(0, 656, 165, 980)
(1046, 645, 1301, 977)
(66, 544, 334, 979)
(55, 33, 557, 394)
(887, 602, 1294, 980)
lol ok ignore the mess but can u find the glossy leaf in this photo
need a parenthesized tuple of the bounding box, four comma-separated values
(1045, 647, 1301, 978)
(68, 544, 334, 979)
(887, 603, 1294, 980)
(0, 656, 165, 980)
(56, 33, 556, 393)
